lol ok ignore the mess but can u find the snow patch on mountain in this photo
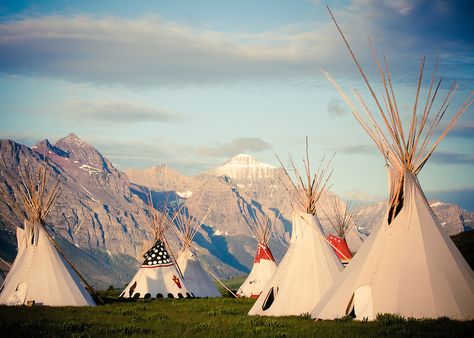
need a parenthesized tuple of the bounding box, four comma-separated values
(80, 164, 101, 175)
(176, 190, 193, 198)
(214, 229, 229, 236)
(430, 201, 447, 208)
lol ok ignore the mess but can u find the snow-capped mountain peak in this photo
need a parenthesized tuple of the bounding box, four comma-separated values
(224, 154, 275, 169)
(206, 154, 280, 180)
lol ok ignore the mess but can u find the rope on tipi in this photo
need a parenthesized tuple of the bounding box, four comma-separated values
(172, 200, 237, 297)
(323, 6, 473, 223)
(204, 266, 238, 298)
(173, 200, 214, 253)
(0, 257, 11, 269)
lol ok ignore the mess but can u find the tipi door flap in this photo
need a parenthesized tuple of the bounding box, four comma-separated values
(7, 282, 28, 305)
(354, 285, 374, 320)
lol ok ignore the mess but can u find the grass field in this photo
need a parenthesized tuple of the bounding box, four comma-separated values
(0, 291, 473, 337)
(1, 232, 473, 337)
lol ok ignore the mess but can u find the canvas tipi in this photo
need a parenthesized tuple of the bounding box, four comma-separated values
(312, 8, 474, 320)
(324, 198, 361, 265)
(174, 204, 221, 298)
(248, 141, 343, 316)
(0, 164, 96, 306)
(237, 205, 278, 298)
(120, 194, 190, 299)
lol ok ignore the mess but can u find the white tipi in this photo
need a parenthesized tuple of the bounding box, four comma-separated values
(237, 206, 278, 298)
(0, 165, 96, 306)
(248, 141, 343, 316)
(312, 8, 474, 320)
(174, 205, 221, 298)
(120, 194, 190, 299)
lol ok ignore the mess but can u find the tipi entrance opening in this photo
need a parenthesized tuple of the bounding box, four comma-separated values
(262, 287, 275, 311)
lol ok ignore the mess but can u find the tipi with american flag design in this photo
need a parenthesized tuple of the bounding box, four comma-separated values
(120, 193, 190, 299)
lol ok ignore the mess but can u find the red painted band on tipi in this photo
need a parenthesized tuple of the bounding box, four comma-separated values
(254, 243, 275, 263)
(328, 235, 353, 262)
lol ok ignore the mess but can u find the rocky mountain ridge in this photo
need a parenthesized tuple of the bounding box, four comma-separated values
(1, 135, 472, 289)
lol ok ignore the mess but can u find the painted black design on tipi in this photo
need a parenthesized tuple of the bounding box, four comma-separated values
(142, 240, 173, 267)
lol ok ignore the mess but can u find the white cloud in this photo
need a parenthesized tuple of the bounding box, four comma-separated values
(0, 1, 471, 87)
(63, 99, 183, 123)
(84, 136, 272, 173)
(195, 138, 272, 157)
(327, 97, 347, 116)
(0, 15, 343, 86)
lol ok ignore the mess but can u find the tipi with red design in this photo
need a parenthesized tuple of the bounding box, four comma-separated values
(324, 198, 361, 265)
(120, 190, 190, 299)
(237, 205, 278, 298)
(328, 235, 352, 264)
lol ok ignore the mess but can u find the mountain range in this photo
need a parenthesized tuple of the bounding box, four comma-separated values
(0, 134, 472, 289)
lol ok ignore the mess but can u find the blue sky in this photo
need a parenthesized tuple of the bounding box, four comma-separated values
(1, 0, 473, 209)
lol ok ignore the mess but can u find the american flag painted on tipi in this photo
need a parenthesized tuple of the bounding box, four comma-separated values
(142, 240, 173, 268)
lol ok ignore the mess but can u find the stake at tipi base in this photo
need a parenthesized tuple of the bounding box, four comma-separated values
(312, 7, 474, 321)
(174, 204, 221, 298)
(0, 164, 96, 306)
(237, 205, 278, 299)
(248, 139, 343, 316)
(120, 192, 190, 299)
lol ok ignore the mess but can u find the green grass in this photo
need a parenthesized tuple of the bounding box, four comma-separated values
(0, 297, 473, 337)
(216, 274, 247, 296)
(1, 232, 473, 337)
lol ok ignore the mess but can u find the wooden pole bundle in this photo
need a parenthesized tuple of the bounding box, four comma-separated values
(173, 201, 214, 251)
(0, 163, 61, 227)
(276, 137, 334, 216)
(323, 6, 473, 222)
(241, 205, 278, 246)
(323, 197, 360, 240)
